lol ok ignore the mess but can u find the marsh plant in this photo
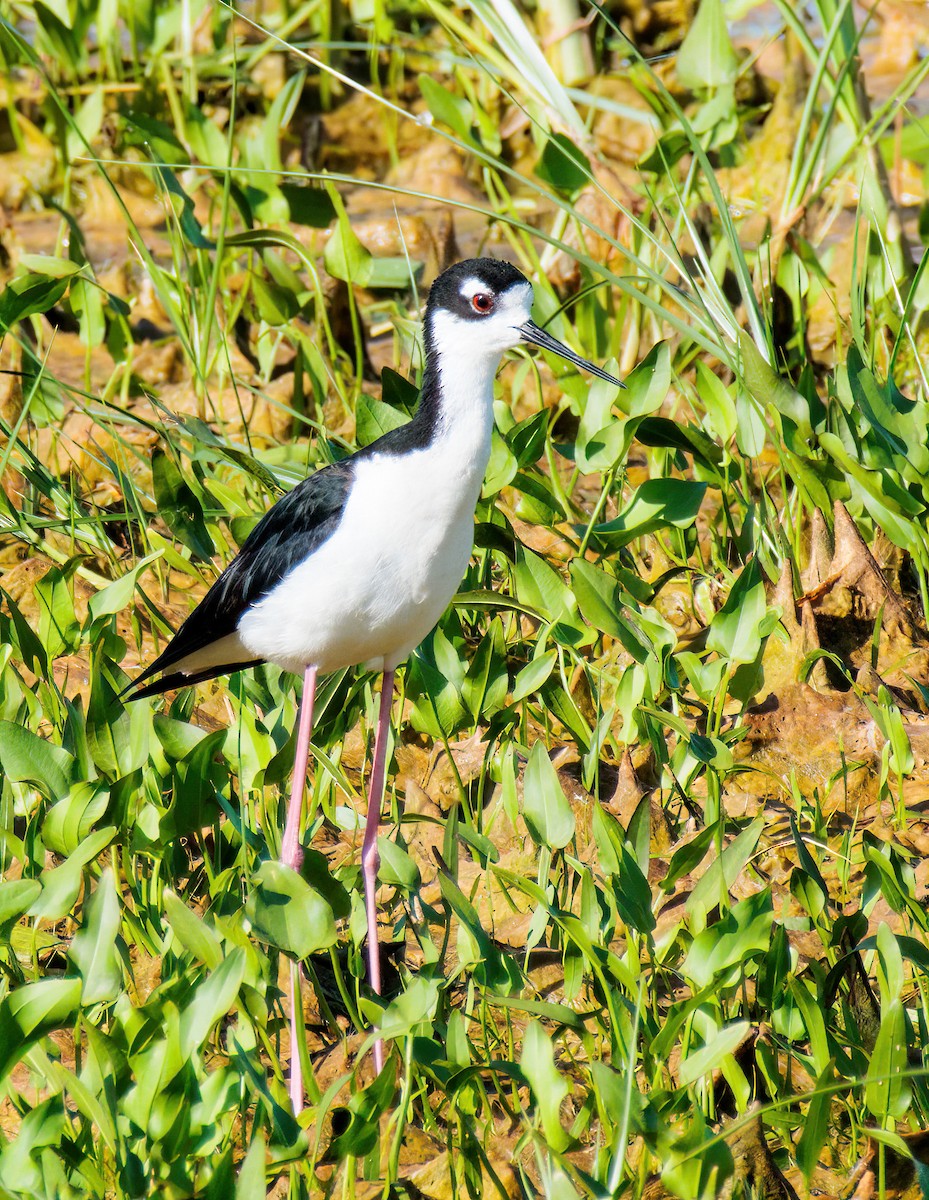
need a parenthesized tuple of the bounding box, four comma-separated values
(0, 0, 928, 1196)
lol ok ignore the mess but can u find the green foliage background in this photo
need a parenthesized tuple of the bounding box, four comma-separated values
(0, 0, 928, 1196)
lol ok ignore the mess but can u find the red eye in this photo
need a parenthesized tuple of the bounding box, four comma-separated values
(471, 292, 494, 313)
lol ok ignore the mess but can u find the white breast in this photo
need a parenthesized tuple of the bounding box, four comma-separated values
(237, 416, 492, 675)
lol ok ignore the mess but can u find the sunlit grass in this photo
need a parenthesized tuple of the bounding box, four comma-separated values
(0, 0, 928, 1196)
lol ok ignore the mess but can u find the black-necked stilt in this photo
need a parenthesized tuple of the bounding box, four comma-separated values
(127, 257, 620, 1103)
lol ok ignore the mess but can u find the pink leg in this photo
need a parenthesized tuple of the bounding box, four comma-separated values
(282, 664, 317, 873)
(360, 668, 394, 1074)
(282, 664, 317, 1114)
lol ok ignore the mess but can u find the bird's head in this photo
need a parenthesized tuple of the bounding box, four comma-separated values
(425, 258, 621, 386)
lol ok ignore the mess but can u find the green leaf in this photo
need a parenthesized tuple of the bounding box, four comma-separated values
(251, 275, 299, 326)
(676, 0, 739, 89)
(157, 166, 215, 249)
(377, 836, 421, 890)
(356, 393, 410, 447)
(87, 552, 162, 623)
(163, 889, 223, 969)
(520, 1021, 570, 1151)
(29, 828, 116, 923)
(592, 479, 707, 549)
(235, 1133, 267, 1200)
(619, 341, 671, 418)
(329, 1063, 395, 1159)
(536, 134, 590, 193)
(121, 111, 188, 164)
(69, 868, 123, 1005)
(570, 559, 625, 639)
(419, 74, 481, 151)
(614, 845, 656, 935)
(70, 275, 106, 348)
(179, 949, 246, 1058)
(523, 740, 575, 849)
(35, 560, 80, 658)
(514, 550, 576, 622)
(678, 1020, 751, 1086)
(512, 650, 557, 702)
(865, 998, 911, 1121)
(0, 879, 43, 928)
(739, 331, 814, 438)
(377, 974, 440, 1041)
(796, 1062, 835, 1180)
(686, 818, 764, 920)
(0, 979, 82, 1081)
(706, 558, 767, 665)
(151, 450, 215, 560)
(42, 782, 109, 857)
(246, 861, 337, 959)
(406, 653, 468, 738)
(0, 721, 75, 800)
(16, 254, 83, 279)
(280, 184, 337, 228)
(682, 890, 774, 987)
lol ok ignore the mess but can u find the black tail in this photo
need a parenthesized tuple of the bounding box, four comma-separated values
(124, 658, 264, 701)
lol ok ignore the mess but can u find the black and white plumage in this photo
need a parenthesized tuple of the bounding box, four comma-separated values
(129, 259, 619, 696)
(125, 257, 620, 1101)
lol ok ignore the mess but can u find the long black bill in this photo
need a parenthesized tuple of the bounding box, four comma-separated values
(519, 320, 623, 387)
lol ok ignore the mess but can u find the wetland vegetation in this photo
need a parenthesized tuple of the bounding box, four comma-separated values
(1, 0, 929, 1195)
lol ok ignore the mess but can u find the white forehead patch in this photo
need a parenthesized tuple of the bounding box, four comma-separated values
(458, 276, 488, 300)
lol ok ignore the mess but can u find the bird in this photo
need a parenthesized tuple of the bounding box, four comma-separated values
(125, 257, 621, 1105)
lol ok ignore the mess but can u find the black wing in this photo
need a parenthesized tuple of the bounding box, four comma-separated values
(128, 460, 354, 696)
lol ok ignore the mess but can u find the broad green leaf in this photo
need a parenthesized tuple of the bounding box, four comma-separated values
(523, 740, 575, 849)
(686, 817, 764, 920)
(796, 1062, 835, 1180)
(69, 868, 122, 1004)
(329, 1062, 395, 1159)
(235, 1133, 267, 1200)
(512, 650, 557, 701)
(42, 783, 108, 857)
(865, 998, 910, 1121)
(0, 879, 42, 927)
(677, 0, 739, 89)
(29, 827, 117, 923)
(406, 653, 468, 738)
(0, 979, 82, 1081)
(163, 889, 223, 969)
(520, 1021, 570, 1151)
(356, 393, 410, 447)
(151, 451, 215, 560)
(0, 722, 75, 800)
(246, 861, 337, 959)
(678, 1020, 750, 1086)
(615, 844, 656, 935)
(16, 254, 83, 279)
(536, 133, 590, 193)
(592, 479, 707, 549)
(377, 836, 421, 891)
(570, 559, 624, 639)
(179, 949, 246, 1058)
(514, 550, 576, 622)
(419, 74, 481, 151)
(70, 275, 106, 348)
(875, 922, 905, 1011)
(377, 974, 440, 1041)
(87, 551, 162, 623)
(251, 275, 299, 326)
(0, 271, 69, 331)
(682, 890, 774, 987)
(619, 340, 670, 418)
(706, 558, 767, 665)
(739, 330, 814, 438)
